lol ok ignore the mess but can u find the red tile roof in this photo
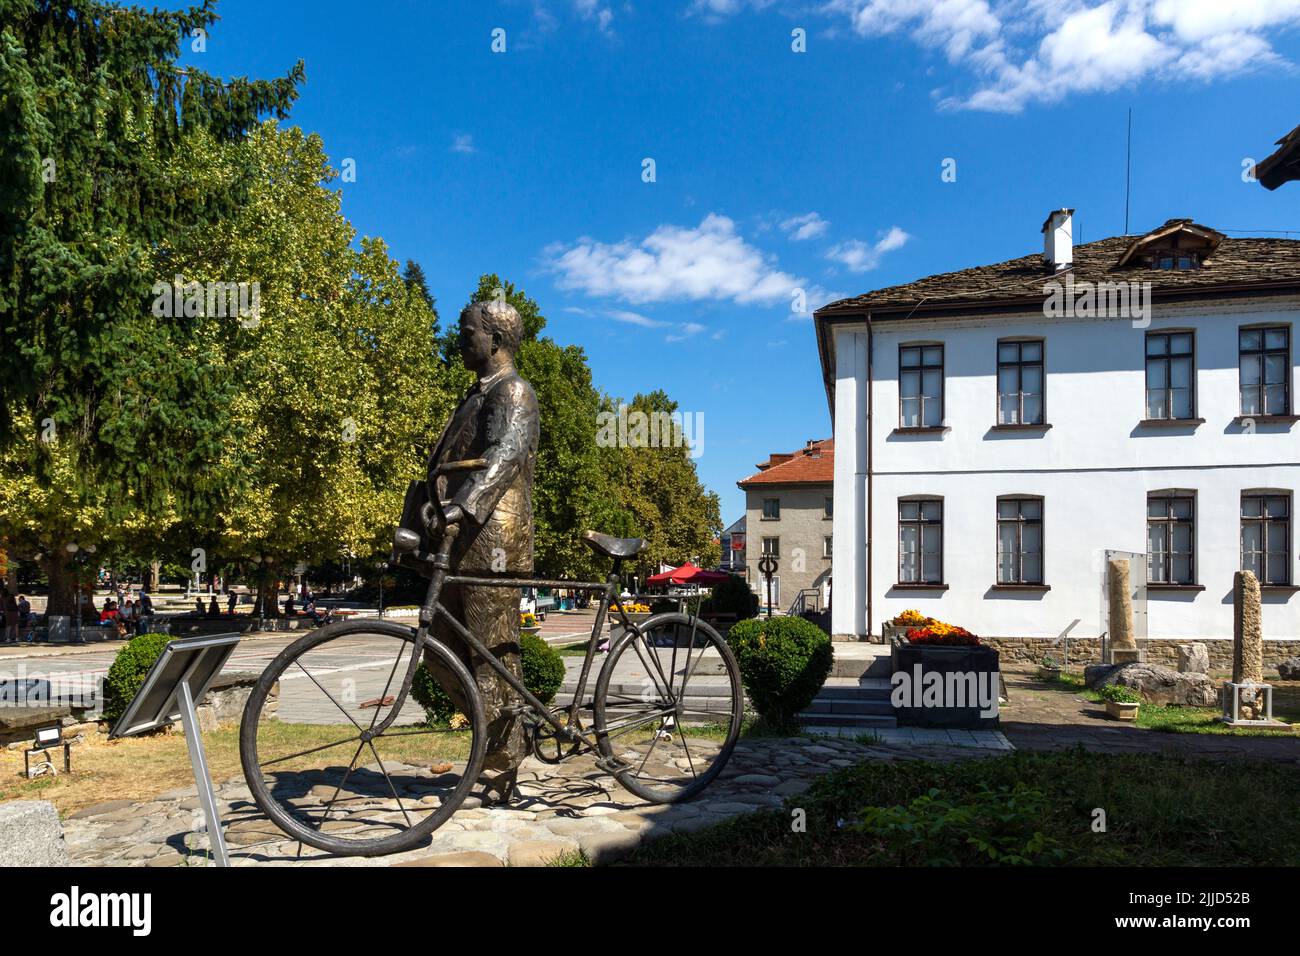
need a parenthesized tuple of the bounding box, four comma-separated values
(738, 439, 834, 488)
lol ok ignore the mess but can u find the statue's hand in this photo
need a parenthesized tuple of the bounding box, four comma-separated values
(441, 503, 466, 527)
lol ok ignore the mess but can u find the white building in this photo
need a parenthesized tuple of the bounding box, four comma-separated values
(815, 213, 1300, 654)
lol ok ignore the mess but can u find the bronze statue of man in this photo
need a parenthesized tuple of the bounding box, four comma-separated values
(423, 298, 539, 800)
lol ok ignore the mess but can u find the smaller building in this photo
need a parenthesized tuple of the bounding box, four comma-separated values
(718, 515, 746, 574)
(737, 439, 834, 614)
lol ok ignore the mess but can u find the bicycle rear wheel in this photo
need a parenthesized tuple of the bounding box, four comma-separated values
(239, 618, 486, 857)
(593, 612, 743, 803)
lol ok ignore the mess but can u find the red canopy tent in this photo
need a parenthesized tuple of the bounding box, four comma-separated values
(646, 562, 732, 587)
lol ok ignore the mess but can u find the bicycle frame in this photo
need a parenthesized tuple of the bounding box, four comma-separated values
(376, 523, 682, 758)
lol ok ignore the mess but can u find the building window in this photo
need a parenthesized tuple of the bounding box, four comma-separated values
(1147, 493, 1195, 585)
(823, 535, 833, 558)
(899, 498, 942, 584)
(1239, 326, 1290, 417)
(761, 536, 779, 558)
(1242, 493, 1291, 586)
(997, 340, 1044, 425)
(996, 497, 1043, 584)
(762, 497, 780, 520)
(899, 344, 943, 427)
(824, 496, 833, 519)
(1153, 252, 1199, 270)
(1145, 331, 1195, 420)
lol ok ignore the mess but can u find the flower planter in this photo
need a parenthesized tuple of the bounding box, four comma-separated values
(520, 625, 542, 637)
(1105, 700, 1139, 721)
(890, 640, 1001, 729)
(1037, 666, 1062, 681)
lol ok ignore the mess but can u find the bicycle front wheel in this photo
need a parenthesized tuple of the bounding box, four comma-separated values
(593, 612, 743, 804)
(239, 618, 486, 857)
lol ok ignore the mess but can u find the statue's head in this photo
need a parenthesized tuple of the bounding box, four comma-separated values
(459, 298, 523, 371)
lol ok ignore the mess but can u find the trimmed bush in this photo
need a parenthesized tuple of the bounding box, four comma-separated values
(701, 574, 759, 620)
(102, 632, 175, 723)
(412, 631, 565, 725)
(728, 615, 833, 732)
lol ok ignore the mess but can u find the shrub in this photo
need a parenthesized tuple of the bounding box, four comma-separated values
(727, 615, 833, 733)
(701, 574, 759, 620)
(412, 631, 565, 725)
(852, 783, 1066, 866)
(1099, 684, 1141, 704)
(102, 632, 175, 723)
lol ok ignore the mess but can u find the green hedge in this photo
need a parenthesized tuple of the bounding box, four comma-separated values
(102, 632, 175, 723)
(412, 632, 565, 725)
(701, 574, 759, 620)
(727, 615, 833, 733)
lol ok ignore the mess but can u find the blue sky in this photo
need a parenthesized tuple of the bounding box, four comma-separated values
(179, 0, 1300, 525)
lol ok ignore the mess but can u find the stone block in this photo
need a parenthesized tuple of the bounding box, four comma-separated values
(1092, 662, 1217, 707)
(1278, 656, 1300, 680)
(0, 800, 71, 866)
(1177, 642, 1209, 674)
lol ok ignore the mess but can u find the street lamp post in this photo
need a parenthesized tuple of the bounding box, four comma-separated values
(376, 560, 387, 619)
(66, 542, 96, 643)
(758, 554, 778, 619)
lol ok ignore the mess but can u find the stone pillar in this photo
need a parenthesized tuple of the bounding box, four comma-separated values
(1107, 558, 1138, 661)
(1232, 570, 1263, 684)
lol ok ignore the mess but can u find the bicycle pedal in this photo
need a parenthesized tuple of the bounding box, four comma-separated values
(595, 755, 633, 775)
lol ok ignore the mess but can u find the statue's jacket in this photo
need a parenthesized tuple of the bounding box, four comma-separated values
(428, 367, 539, 576)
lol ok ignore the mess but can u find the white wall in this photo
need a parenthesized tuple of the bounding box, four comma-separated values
(831, 297, 1300, 641)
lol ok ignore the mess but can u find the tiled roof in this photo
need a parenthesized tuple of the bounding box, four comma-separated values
(817, 227, 1300, 315)
(738, 439, 833, 488)
(1256, 123, 1300, 190)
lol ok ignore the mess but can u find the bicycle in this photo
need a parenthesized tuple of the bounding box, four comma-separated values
(239, 458, 744, 857)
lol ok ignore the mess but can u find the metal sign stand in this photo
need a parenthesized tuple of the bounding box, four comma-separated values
(176, 678, 230, 867)
(110, 633, 241, 868)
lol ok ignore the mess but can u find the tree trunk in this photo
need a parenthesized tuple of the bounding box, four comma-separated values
(256, 571, 280, 618)
(41, 558, 77, 616)
(149, 561, 160, 591)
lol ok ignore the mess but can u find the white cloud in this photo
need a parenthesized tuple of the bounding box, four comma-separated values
(826, 226, 911, 272)
(719, 1, 1300, 111)
(545, 213, 808, 306)
(563, 306, 713, 342)
(449, 133, 475, 154)
(780, 211, 830, 241)
(573, 0, 614, 33)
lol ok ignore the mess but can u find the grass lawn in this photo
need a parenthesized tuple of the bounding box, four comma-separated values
(1048, 672, 1299, 734)
(0, 721, 473, 818)
(627, 749, 1300, 867)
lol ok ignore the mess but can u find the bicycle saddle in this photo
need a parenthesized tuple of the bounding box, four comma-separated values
(581, 530, 647, 559)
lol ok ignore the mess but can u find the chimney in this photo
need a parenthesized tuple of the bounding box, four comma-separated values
(1041, 208, 1074, 272)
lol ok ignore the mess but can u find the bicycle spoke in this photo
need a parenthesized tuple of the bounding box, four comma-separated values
(629, 634, 674, 703)
(314, 740, 367, 830)
(600, 708, 677, 738)
(366, 741, 413, 828)
(367, 637, 410, 732)
(293, 659, 365, 732)
(259, 734, 360, 769)
(676, 723, 698, 778)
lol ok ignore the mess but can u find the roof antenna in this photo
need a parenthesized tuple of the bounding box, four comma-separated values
(1124, 107, 1132, 235)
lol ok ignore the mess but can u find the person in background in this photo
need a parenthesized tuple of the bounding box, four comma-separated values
(207, 595, 220, 617)
(194, 596, 204, 616)
(284, 592, 296, 617)
(2, 590, 18, 643)
(227, 590, 237, 615)
(138, 591, 153, 616)
(99, 600, 119, 625)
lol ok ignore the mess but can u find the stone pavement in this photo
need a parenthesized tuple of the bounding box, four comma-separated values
(62, 735, 992, 867)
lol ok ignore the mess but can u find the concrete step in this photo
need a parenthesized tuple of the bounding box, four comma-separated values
(797, 712, 897, 729)
(800, 698, 894, 716)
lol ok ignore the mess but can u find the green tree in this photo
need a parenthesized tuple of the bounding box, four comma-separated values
(0, 0, 302, 610)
